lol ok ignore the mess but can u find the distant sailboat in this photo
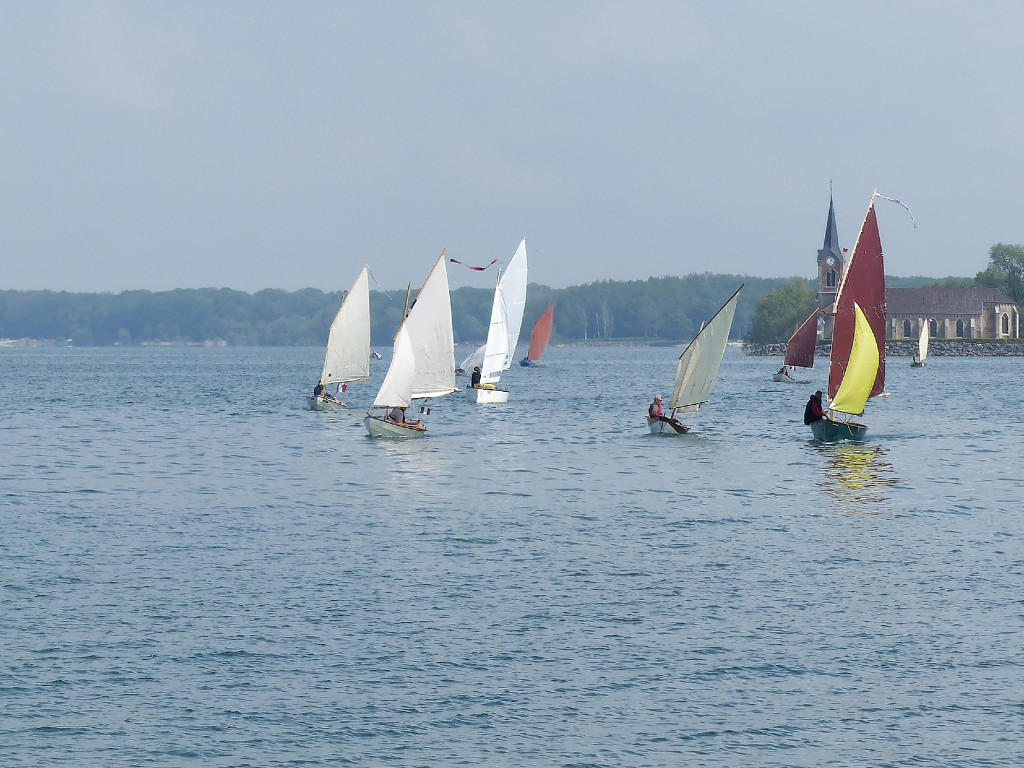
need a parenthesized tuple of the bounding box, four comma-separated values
(911, 322, 928, 366)
(811, 194, 886, 441)
(773, 308, 820, 383)
(520, 302, 554, 366)
(364, 255, 457, 438)
(309, 266, 371, 411)
(648, 285, 742, 435)
(467, 239, 529, 404)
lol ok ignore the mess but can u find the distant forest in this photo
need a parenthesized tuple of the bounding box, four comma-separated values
(0, 273, 941, 347)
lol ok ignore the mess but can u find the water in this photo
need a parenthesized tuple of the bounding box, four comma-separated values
(2, 345, 1022, 767)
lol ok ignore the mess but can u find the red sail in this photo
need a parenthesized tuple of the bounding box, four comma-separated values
(525, 302, 555, 362)
(783, 308, 820, 368)
(828, 201, 886, 400)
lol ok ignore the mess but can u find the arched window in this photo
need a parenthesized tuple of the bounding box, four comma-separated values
(956, 319, 964, 337)
(1002, 313, 1009, 335)
(903, 319, 912, 337)
(929, 319, 937, 337)
(825, 270, 837, 288)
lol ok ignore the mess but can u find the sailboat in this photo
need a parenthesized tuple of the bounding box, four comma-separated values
(648, 285, 742, 435)
(812, 194, 886, 441)
(811, 302, 879, 441)
(520, 302, 554, 366)
(466, 239, 529, 404)
(773, 308, 820, 383)
(364, 254, 457, 438)
(911, 322, 928, 366)
(309, 265, 371, 411)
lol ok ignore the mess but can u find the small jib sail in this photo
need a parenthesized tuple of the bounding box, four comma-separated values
(828, 196, 886, 402)
(829, 302, 879, 417)
(650, 284, 742, 435)
(365, 254, 456, 438)
(521, 302, 554, 366)
(310, 266, 371, 410)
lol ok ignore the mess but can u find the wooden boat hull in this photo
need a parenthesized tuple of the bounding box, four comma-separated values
(647, 416, 689, 435)
(308, 395, 347, 411)
(364, 415, 427, 439)
(809, 417, 866, 442)
(466, 385, 509, 404)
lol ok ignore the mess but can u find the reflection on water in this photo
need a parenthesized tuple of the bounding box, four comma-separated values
(815, 443, 901, 512)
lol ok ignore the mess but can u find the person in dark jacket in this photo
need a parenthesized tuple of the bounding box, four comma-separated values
(470, 366, 482, 388)
(803, 391, 824, 424)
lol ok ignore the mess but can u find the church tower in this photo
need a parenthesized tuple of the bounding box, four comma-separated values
(816, 195, 845, 340)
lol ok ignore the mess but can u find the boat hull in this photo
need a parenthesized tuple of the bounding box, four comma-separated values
(466, 385, 509, 404)
(308, 395, 347, 411)
(647, 416, 689, 435)
(809, 417, 866, 442)
(910, 361, 924, 367)
(364, 415, 427, 439)
(772, 372, 798, 383)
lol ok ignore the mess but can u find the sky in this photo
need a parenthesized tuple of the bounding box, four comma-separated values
(2, 1, 1023, 293)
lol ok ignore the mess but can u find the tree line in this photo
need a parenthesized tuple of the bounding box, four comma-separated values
(0, 273, 785, 347)
(4, 245, 1019, 347)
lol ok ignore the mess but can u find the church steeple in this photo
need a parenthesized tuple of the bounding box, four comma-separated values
(816, 194, 844, 297)
(817, 195, 843, 266)
(815, 193, 846, 341)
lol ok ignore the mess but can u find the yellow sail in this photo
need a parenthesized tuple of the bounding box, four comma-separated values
(830, 303, 879, 416)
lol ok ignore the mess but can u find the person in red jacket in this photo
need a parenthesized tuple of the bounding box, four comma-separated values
(803, 391, 824, 424)
(648, 395, 687, 433)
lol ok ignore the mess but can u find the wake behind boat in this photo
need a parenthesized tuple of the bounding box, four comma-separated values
(365, 254, 457, 438)
(309, 266, 371, 411)
(648, 285, 742, 435)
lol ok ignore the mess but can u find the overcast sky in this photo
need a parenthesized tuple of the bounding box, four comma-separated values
(2, 2, 1023, 293)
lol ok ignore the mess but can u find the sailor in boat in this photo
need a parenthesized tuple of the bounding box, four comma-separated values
(648, 395, 687, 432)
(313, 381, 346, 405)
(777, 365, 789, 376)
(470, 366, 482, 388)
(803, 391, 824, 425)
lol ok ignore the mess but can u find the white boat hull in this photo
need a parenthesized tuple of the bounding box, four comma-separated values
(308, 395, 347, 411)
(364, 414, 427, 439)
(466, 385, 509, 404)
(647, 416, 689, 435)
(772, 372, 797, 383)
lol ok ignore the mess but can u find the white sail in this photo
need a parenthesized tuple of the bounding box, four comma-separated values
(372, 326, 415, 408)
(372, 254, 456, 408)
(670, 286, 742, 413)
(918, 322, 929, 363)
(320, 266, 371, 386)
(479, 239, 529, 384)
(460, 344, 486, 374)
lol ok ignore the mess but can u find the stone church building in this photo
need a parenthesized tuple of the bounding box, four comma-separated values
(812, 197, 1019, 341)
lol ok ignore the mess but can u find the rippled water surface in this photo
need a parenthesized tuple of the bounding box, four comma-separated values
(2, 345, 1023, 766)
